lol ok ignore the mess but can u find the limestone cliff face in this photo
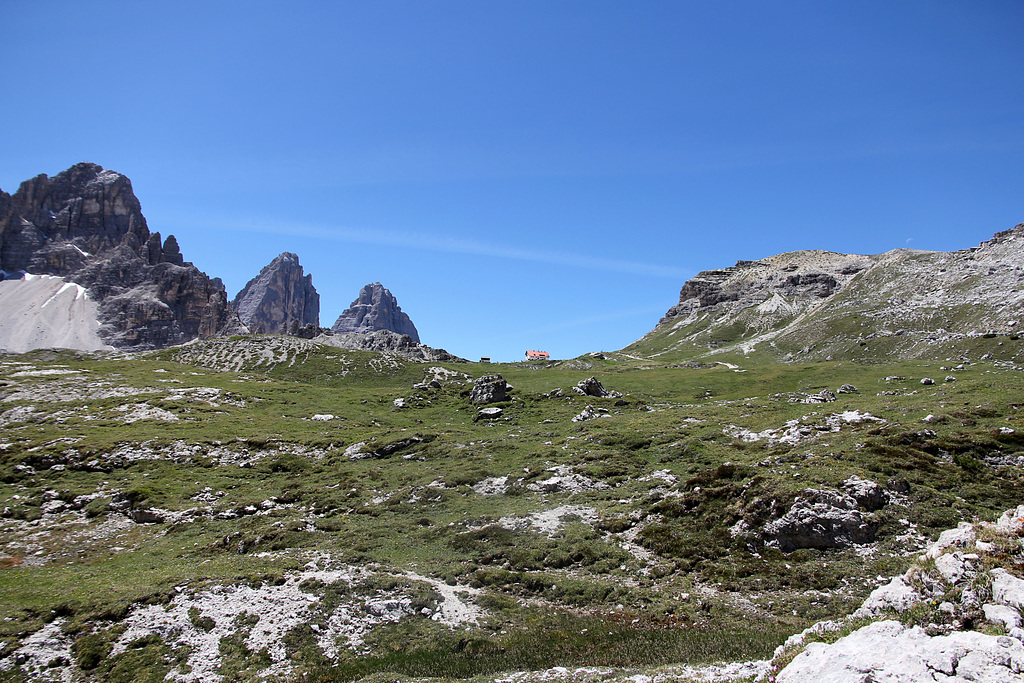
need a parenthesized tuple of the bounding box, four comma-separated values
(0, 163, 244, 349)
(232, 252, 319, 334)
(330, 283, 420, 342)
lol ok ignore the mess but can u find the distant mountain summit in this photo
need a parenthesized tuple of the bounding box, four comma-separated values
(0, 162, 243, 350)
(232, 252, 319, 335)
(628, 223, 1024, 362)
(331, 283, 420, 342)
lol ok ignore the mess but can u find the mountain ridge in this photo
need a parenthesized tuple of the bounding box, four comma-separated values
(627, 223, 1024, 363)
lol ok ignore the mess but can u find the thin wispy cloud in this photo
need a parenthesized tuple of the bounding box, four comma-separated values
(171, 213, 689, 279)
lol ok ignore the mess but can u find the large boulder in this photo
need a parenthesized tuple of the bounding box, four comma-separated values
(777, 620, 1024, 683)
(572, 376, 622, 398)
(762, 489, 878, 552)
(470, 375, 508, 404)
(843, 475, 888, 511)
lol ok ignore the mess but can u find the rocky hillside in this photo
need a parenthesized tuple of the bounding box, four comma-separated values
(628, 224, 1024, 363)
(331, 282, 420, 341)
(0, 163, 243, 349)
(231, 252, 319, 334)
(320, 328, 464, 362)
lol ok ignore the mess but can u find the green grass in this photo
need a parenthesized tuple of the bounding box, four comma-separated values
(299, 612, 794, 681)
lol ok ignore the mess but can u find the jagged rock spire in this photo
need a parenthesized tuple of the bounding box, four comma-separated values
(232, 252, 319, 335)
(331, 282, 419, 342)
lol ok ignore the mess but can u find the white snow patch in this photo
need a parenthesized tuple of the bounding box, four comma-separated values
(41, 282, 87, 308)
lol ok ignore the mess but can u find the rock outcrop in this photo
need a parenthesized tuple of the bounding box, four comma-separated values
(231, 252, 319, 334)
(772, 505, 1024, 682)
(572, 376, 622, 398)
(0, 163, 243, 350)
(659, 250, 873, 335)
(842, 474, 887, 512)
(331, 283, 419, 342)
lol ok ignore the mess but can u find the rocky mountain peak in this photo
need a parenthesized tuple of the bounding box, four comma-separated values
(0, 163, 244, 350)
(231, 252, 319, 334)
(3, 162, 150, 272)
(330, 282, 419, 342)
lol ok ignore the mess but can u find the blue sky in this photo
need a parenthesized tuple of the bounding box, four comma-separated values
(2, 1, 1022, 361)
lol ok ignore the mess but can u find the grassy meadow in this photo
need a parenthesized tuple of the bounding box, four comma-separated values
(2, 333, 1023, 680)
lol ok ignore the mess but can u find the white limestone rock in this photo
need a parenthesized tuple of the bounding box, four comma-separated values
(777, 619, 1024, 683)
(762, 489, 877, 552)
(927, 522, 978, 559)
(842, 474, 887, 511)
(984, 603, 1023, 630)
(992, 569, 1024, 612)
(997, 506, 1024, 535)
(934, 552, 971, 585)
(853, 575, 922, 618)
(344, 442, 368, 459)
